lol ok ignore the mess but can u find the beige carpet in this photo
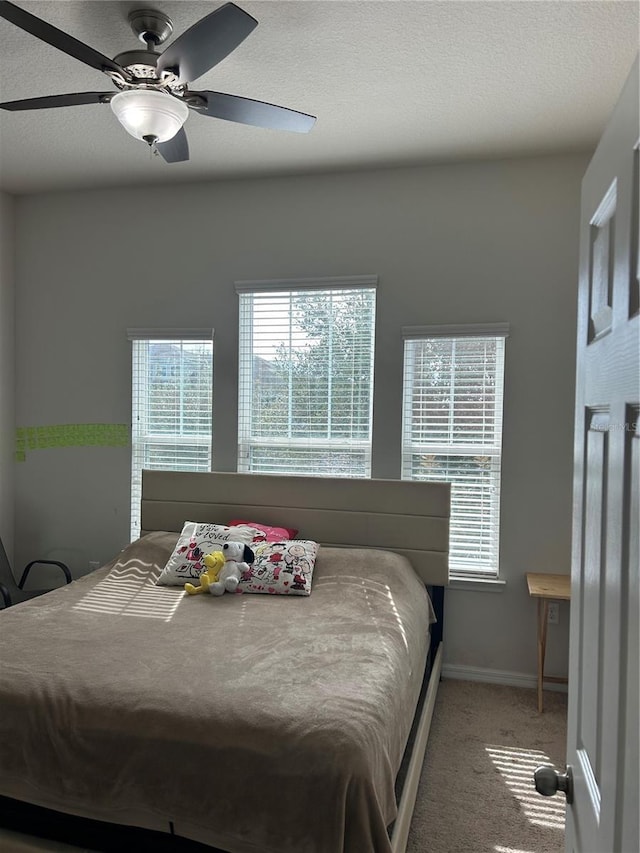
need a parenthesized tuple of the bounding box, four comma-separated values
(407, 678, 568, 853)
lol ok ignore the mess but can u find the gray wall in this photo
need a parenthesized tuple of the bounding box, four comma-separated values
(0, 192, 15, 561)
(13, 153, 588, 679)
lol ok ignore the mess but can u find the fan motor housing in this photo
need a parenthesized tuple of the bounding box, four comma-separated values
(111, 49, 180, 91)
(111, 10, 179, 90)
(113, 49, 160, 77)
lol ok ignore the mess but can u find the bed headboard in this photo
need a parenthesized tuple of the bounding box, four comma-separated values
(141, 470, 450, 587)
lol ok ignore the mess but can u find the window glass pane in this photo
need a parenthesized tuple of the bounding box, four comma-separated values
(402, 334, 505, 577)
(246, 445, 370, 477)
(131, 339, 213, 539)
(239, 287, 376, 478)
(407, 338, 502, 446)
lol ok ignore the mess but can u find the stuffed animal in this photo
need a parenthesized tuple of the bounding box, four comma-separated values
(184, 551, 225, 595)
(207, 541, 255, 596)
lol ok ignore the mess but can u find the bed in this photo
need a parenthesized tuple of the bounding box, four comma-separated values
(0, 471, 450, 853)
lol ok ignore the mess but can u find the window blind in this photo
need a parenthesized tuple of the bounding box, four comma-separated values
(129, 333, 213, 539)
(401, 327, 507, 578)
(237, 280, 376, 477)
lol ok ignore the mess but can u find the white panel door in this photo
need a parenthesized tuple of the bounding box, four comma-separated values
(565, 56, 639, 853)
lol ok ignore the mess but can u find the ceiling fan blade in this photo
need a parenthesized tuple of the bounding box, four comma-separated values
(0, 92, 113, 111)
(155, 128, 190, 164)
(0, 0, 130, 79)
(191, 91, 317, 133)
(157, 2, 257, 85)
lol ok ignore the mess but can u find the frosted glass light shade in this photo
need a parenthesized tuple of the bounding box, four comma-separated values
(110, 90, 189, 143)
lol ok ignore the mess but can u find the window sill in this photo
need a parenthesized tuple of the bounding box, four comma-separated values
(447, 576, 507, 593)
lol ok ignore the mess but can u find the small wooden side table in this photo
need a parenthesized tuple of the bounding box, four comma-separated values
(525, 572, 571, 712)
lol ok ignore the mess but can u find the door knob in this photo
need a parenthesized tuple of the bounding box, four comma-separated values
(534, 764, 574, 804)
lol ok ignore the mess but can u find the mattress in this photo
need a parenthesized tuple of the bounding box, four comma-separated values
(0, 532, 434, 853)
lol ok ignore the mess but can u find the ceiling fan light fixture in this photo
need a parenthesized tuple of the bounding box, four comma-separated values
(110, 90, 188, 144)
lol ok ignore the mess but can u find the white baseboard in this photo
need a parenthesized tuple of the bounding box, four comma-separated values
(442, 663, 568, 693)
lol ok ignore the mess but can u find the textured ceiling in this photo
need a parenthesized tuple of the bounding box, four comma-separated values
(0, 0, 638, 194)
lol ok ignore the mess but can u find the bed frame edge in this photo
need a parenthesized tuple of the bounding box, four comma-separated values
(390, 642, 443, 853)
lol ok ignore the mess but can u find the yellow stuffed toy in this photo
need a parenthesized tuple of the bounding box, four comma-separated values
(184, 551, 225, 595)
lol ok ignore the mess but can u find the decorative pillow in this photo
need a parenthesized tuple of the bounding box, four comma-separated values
(238, 540, 319, 596)
(229, 519, 299, 542)
(156, 521, 261, 586)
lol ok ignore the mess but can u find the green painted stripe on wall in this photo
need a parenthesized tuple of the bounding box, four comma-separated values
(15, 424, 130, 461)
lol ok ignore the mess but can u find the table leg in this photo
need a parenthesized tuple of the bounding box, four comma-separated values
(537, 598, 549, 713)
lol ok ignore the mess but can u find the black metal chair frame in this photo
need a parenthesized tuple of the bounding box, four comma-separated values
(0, 538, 72, 608)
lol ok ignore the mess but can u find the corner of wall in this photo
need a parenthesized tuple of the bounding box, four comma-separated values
(0, 192, 16, 559)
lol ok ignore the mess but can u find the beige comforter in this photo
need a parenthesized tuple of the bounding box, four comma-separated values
(0, 533, 433, 853)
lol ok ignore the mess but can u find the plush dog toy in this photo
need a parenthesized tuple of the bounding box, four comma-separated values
(207, 541, 255, 596)
(184, 551, 225, 595)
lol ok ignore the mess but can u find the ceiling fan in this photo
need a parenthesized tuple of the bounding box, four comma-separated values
(0, 0, 316, 163)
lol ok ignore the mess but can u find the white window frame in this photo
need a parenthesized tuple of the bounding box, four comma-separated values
(235, 276, 377, 478)
(401, 323, 509, 580)
(128, 329, 213, 540)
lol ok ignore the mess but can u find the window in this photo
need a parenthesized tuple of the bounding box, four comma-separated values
(129, 330, 213, 540)
(402, 324, 508, 578)
(236, 277, 377, 477)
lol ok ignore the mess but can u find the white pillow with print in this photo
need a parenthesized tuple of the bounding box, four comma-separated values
(156, 521, 260, 586)
(239, 540, 319, 596)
